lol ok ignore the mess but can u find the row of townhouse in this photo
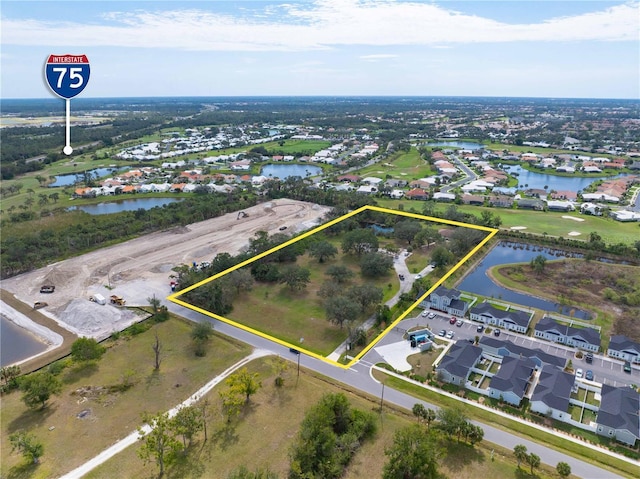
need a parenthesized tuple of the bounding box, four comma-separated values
(422, 288, 640, 361)
(435, 338, 640, 446)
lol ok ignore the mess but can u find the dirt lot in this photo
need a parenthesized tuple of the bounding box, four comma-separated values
(2, 199, 330, 343)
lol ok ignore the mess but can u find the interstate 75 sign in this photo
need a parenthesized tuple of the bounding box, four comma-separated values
(45, 54, 90, 99)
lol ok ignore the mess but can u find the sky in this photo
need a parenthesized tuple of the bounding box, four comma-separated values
(1, 0, 639, 99)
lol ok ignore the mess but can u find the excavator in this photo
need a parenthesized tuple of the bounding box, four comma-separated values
(237, 211, 249, 220)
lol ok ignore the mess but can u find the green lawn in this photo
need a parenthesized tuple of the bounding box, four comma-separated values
(355, 147, 433, 181)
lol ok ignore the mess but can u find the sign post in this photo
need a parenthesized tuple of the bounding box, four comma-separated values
(44, 54, 91, 155)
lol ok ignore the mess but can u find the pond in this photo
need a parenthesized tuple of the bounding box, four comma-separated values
(457, 241, 592, 319)
(502, 165, 628, 192)
(260, 164, 323, 179)
(49, 167, 127, 187)
(68, 197, 182, 215)
(428, 141, 486, 150)
(1, 316, 47, 366)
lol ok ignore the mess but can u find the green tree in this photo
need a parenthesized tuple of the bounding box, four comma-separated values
(148, 294, 162, 312)
(526, 452, 541, 475)
(137, 411, 181, 477)
(360, 252, 393, 277)
(437, 407, 468, 441)
(514, 444, 528, 469)
(1, 365, 21, 390)
(226, 269, 254, 294)
(309, 240, 338, 263)
(171, 405, 203, 452)
(227, 466, 279, 479)
(191, 321, 214, 357)
(341, 228, 379, 256)
(226, 367, 261, 403)
(325, 264, 354, 283)
(279, 265, 311, 291)
(21, 371, 62, 410)
(394, 220, 422, 245)
(70, 337, 106, 362)
(530, 254, 547, 275)
(431, 245, 453, 268)
(219, 388, 245, 422)
(556, 461, 571, 478)
(325, 295, 360, 329)
(347, 283, 383, 310)
(382, 424, 439, 479)
(10, 431, 44, 464)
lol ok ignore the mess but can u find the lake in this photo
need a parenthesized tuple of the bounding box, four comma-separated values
(68, 197, 182, 215)
(49, 167, 126, 187)
(1, 316, 47, 366)
(502, 165, 627, 192)
(457, 241, 592, 319)
(260, 164, 323, 179)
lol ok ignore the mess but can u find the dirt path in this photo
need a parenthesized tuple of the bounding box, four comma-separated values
(2, 199, 330, 359)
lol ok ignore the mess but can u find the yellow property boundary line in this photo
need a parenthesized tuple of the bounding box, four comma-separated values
(168, 205, 498, 369)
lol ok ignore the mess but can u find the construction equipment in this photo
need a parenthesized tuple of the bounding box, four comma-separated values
(110, 295, 126, 306)
(33, 301, 48, 309)
(237, 211, 248, 220)
(89, 293, 106, 305)
(40, 285, 55, 293)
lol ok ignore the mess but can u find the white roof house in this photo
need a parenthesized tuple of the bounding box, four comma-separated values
(361, 177, 384, 185)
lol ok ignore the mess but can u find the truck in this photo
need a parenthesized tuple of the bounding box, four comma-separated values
(40, 285, 55, 293)
(110, 295, 126, 306)
(89, 293, 106, 305)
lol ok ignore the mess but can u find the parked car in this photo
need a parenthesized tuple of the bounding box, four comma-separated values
(585, 352, 593, 364)
(585, 370, 594, 381)
(399, 274, 405, 281)
(428, 312, 436, 319)
(445, 331, 454, 339)
(456, 320, 463, 327)
(576, 368, 583, 379)
(449, 317, 457, 325)
(415, 273, 423, 280)
(623, 361, 632, 373)
(421, 310, 428, 317)
(438, 330, 446, 337)
(493, 328, 501, 337)
(476, 324, 484, 333)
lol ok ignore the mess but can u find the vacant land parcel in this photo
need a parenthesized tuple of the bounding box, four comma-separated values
(170, 205, 497, 367)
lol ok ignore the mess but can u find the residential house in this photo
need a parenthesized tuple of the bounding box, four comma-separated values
(534, 316, 601, 352)
(405, 188, 429, 200)
(610, 210, 640, 222)
(337, 174, 360, 182)
(488, 195, 514, 208)
(488, 356, 536, 406)
(356, 185, 378, 195)
(436, 342, 483, 386)
(607, 335, 640, 364)
(478, 337, 566, 369)
(596, 384, 640, 446)
(461, 194, 485, 206)
(423, 286, 469, 316)
(546, 200, 575, 212)
(516, 198, 544, 210)
(432, 192, 456, 202)
(469, 302, 532, 334)
(361, 177, 384, 186)
(530, 365, 574, 420)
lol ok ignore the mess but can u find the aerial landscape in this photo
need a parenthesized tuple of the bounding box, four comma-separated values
(1, 1, 639, 479)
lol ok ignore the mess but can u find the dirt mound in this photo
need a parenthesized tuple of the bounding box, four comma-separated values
(59, 299, 138, 339)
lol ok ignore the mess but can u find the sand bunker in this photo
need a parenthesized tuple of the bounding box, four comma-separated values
(510, 226, 527, 230)
(567, 231, 582, 236)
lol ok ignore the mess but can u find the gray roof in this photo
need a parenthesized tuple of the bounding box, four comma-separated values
(437, 341, 483, 379)
(531, 365, 573, 412)
(478, 336, 566, 368)
(471, 303, 531, 328)
(490, 356, 536, 399)
(609, 335, 640, 355)
(535, 316, 601, 348)
(449, 298, 467, 312)
(598, 384, 640, 437)
(432, 286, 461, 300)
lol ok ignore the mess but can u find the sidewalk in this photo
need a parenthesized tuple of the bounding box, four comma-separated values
(59, 349, 271, 479)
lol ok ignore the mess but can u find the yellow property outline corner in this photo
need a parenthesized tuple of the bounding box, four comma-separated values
(167, 205, 498, 369)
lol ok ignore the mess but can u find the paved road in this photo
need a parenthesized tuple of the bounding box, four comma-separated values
(167, 302, 629, 479)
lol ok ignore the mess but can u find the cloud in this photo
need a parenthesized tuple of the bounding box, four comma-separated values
(2, 0, 638, 51)
(359, 54, 399, 62)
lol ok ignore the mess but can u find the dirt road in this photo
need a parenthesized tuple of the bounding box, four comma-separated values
(2, 199, 330, 343)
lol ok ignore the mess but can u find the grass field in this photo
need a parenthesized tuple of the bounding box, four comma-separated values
(355, 147, 433, 181)
(83, 356, 563, 479)
(376, 199, 640, 246)
(0, 317, 250, 479)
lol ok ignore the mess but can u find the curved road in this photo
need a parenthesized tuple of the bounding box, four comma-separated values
(168, 302, 628, 479)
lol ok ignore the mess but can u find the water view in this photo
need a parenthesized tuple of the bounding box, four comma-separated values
(49, 167, 126, 187)
(502, 165, 627, 192)
(1, 316, 47, 366)
(260, 164, 323, 179)
(68, 197, 182, 215)
(458, 241, 592, 319)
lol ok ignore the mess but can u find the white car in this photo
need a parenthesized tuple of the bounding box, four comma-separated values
(576, 368, 583, 379)
(415, 273, 423, 279)
(421, 310, 429, 317)
(445, 331, 454, 339)
(428, 312, 436, 319)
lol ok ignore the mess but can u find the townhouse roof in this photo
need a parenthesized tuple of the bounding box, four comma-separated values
(490, 356, 536, 397)
(609, 335, 640, 355)
(598, 384, 640, 436)
(535, 316, 601, 348)
(437, 341, 483, 379)
(478, 336, 566, 368)
(471, 302, 532, 328)
(531, 365, 573, 411)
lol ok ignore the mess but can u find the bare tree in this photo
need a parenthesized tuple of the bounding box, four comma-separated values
(153, 329, 162, 371)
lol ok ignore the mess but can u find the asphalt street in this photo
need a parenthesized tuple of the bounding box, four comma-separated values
(167, 301, 630, 479)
